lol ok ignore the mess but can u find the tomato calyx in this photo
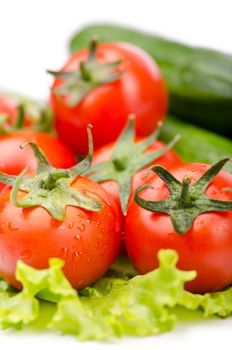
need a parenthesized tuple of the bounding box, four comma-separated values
(48, 37, 124, 106)
(0, 101, 53, 134)
(135, 158, 232, 234)
(0, 126, 102, 220)
(85, 115, 180, 214)
(0, 103, 24, 133)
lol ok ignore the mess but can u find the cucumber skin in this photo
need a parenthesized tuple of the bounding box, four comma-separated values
(160, 116, 232, 174)
(69, 24, 232, 135)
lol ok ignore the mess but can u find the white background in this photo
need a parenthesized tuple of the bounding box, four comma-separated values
(0, 0, 232, 349)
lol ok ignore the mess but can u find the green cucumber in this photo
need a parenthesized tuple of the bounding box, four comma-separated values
(69, 24, 232, 135)
(160, 116, 232, 173)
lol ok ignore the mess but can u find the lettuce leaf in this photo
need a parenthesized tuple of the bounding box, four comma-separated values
(0, 249, 231, 340)
(50, 250, 195, 340)
(0, 259, 75, 330)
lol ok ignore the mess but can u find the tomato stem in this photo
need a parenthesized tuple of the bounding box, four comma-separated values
(85, 118, 179, 214)
(0, 102, 54, 134)
(40, 170, 69, 190)
(80, 62, 92, 81)
(180, 177, 191, 208)
(88, 36, 98, 61)
(0, 125, 102, 221)
(112, 158, 127, 172)
(135, 158, 232, 234)
(48, 38, 124, 107)
(14, 104, 25, 130)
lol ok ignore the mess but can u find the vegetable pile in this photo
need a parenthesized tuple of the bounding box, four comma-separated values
(0, 24, 232, 341)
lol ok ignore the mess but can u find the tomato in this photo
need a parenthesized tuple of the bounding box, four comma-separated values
(92, 138, 181, 217)
(91, 137, 180, 256)
(50, 41, 167, 154)
(0, 95, 18, 121)
(125, 162, 232, 294)
(0, 131, 76, 178)
(0, 95, 74, 187)
(0, 176, 122, 289)
(0, 95, 32, 127)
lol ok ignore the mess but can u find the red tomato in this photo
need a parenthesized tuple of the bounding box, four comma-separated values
(0, 95, 17, 120)
(0, 131, 76, 177)
(0, 95, 31, 127)
(125, 163, 232, 294)
(51, 42, 167, 154)
(0, 177, 122, 289)
(92, 138, 181, 216)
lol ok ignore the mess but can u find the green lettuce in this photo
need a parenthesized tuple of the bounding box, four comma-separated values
(0, 259, 75, 330)
(0, 250, 231, 340)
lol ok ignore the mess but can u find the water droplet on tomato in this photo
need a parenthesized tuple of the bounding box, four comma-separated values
(68, 222, 74, 229)
(8, 223, 19, 231)
(73, 250, 82, 260)
(74, 234, 81, 241)
(60, 247, 68, 258)
(20, 250, 32, 260)
(77, 223, 85, 232)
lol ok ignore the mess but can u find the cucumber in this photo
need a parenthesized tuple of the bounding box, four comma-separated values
(160, 116, 232, 174)
(69, 24, 232, 135)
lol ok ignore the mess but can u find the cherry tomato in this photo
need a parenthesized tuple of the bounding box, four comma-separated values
(92, 138, 181, 216)
(0, 176, 122, 289)
(125, 162, 232, 294)
(0, 95, 31, 127)
(51, 42, 167, 154)
(0, 131, 76, 178)
(0, 95, 17, 121)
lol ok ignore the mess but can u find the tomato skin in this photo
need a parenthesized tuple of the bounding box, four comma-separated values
(92, 138, 181, 216)
(0, 177, 122, 289)
(51, 42, 167, 154)
(0, 96, 18, 121)
(0, 131, 76, 176)
(125, 163, 232, 294)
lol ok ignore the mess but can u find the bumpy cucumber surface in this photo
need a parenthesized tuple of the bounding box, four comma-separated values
(70, 24, 232, 135)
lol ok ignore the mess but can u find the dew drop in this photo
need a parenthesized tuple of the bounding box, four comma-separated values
(60, 247, 68, 258)
(8, 223, 19, 231)
(73, 250, 81, 259)
(68, 222, 74, 229)
(20, 250, 32, 260)
(77, 223, 85, 232)
(74, 234, 81, 241)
